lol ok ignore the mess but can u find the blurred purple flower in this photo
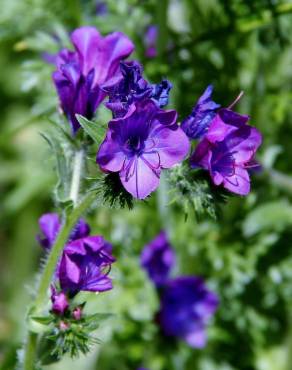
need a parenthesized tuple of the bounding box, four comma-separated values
(51, 286, 69, 315)
(37, 213, 90, 250)
(157, 276, 219, 348)
(95, 0, 107, 15)
(190, 108, 262, 195)
(59, 236, 115, 296)
(96, 100, 190, 199)
(181, 85, 220, 140)
(104, 60, 172, 118)
(141, 231, 175, 286)
(145, 25, 157, 58)
(52, 26, 134, 133)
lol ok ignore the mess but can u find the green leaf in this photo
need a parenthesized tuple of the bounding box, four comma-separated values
(243, 201, 292, 237)
(31, 316, 54, 325)
(76, 114, 106, 145)
(40, 124, 75, 203)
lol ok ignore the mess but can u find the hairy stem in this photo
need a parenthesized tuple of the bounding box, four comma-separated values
(69, 149, 84, 206)
(23, 191, 96, 370)
(23, 333, 37, 370)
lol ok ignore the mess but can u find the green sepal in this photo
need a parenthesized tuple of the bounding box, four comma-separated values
(168, 164, 230, 220)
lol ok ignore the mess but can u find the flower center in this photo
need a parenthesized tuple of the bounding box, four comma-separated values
(125, 136, 144, 154)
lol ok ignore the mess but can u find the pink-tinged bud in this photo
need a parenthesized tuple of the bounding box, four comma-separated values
(59, 320, 70, 331)
(72, 306, 82, 320)
(51, 286, 69, 315)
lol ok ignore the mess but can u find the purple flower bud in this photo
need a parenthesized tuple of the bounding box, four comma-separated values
(37, 213, 90, 250)
(59, 236, 115, 296)
(72, 306, 83, 320)
(52, 26, 134, 133)
(96, 100, 190, 199)
(157, 276, 219, 348)
(104, 61, 172, 118)
(51, 286, 69, 315)
(141, 231, 175, 286)
(190, 108, 262, 195)
(181, 85, 220, 140)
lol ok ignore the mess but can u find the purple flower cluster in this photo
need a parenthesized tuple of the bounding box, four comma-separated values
(37, 213, 115, 314)
(53, 26, 134, 133)
(182, 87, 262, 195)
(141, 232, 218, 348)
(51, 26, 262, 199)
(190, 108, 262, 195)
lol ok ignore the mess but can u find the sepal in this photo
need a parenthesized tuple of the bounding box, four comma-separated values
(32, 309, 113, 365)
(168, 163, 230, 219)
(92, 172, 135, 209)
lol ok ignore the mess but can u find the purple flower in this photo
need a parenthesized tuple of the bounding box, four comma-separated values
(190, 108, 262, 195)
(59, 236, 115, 296)
(157, 276, 219, 348)
(53, 26, 134, 133)
(51, 286, 69, 315)
(104, 61, 172, 118)
(141, 231, 175, 286)
(181, 85, 220, 140)
(37, 213, 90, 250)
(96, 100, 190, 199)
(145, 25, 157, 58)
(95, 0, 107, 15)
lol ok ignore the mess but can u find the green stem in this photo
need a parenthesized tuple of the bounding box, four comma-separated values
(23, 333, 38, 370)
(156, 0, 168, 57)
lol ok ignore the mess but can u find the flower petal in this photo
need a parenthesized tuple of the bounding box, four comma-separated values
(71, 26, 102, 76)
(120, 157, 160, 199)
(222, 166, 250, 195)
(151, 127, 190, 168)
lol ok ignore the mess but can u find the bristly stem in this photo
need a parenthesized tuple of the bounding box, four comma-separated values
(23, 191, 96, 370)
(69, 149, 84, 206)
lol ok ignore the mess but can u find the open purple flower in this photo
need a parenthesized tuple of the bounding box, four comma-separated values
(190, 108, 262, 195)
(59, 236, 115, 296)
(96, 100, 190, 199)
(157, 276, 219, 348)
(141, 231, 175, 286)
(104, 61, 172, 118)
(181, 85, 220, 140)
(51, 286, 69, 315)
(53, 26, 134, 133)
(37, 213, 90, 250)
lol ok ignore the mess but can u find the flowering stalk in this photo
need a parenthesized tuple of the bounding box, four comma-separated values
(23, 191, 96, 370)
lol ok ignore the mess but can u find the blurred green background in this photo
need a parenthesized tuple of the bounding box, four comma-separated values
(1, 1, 292, 369)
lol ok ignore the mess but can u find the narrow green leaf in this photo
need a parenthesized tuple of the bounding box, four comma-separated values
(76, 114, 106, 145)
